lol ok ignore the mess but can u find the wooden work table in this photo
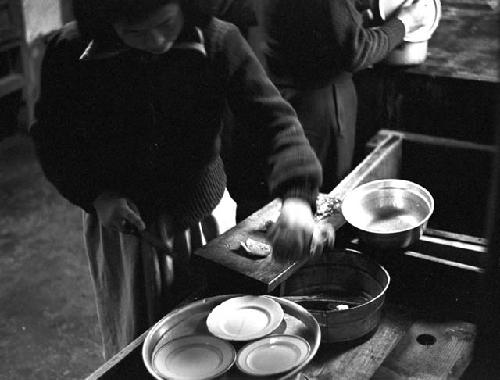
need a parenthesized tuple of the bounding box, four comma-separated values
(87, 221, 483, 379)
(86, 129, 493, 379)
(86, 301, 477, 379)
(407, 0, 499, 83)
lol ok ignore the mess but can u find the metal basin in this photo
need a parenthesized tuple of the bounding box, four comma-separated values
(341, 179, 434, 249)
(283, 249, 390, 343)
(142, 294, 321, 379)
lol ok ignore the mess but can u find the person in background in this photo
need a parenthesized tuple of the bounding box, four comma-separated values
(30, 0, 327, 359)
(199, 0, 258, 39)
(228, 0, 428, 221)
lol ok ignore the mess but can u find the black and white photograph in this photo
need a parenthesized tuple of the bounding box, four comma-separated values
(0, 0, 499, 379)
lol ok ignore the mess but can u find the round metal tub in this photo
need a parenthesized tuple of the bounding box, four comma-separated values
(142, 294, 321, 379)
(283, 249, 390, 344)
(341, 179, 434, 249)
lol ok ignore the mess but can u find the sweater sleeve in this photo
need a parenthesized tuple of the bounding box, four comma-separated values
(220, 22, 322, 208)
(327, 0, 405, 72)
(29, 30, 101, 213)
(200, 0, 258, 32)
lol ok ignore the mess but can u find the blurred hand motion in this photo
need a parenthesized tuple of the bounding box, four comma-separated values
(310, 220, 336, 257)
(268, 198, 335, 263)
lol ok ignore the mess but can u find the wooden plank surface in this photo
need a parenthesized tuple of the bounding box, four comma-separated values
(424, 228, 488, 246)
(416, 233, 487, 268)
(302, 304, 476, 380)
(373, 320, 476, 379)
(407, 0, 499, 83)
(86, 331, 148, 380)
(376, 129, 497, 153)
(304, 305, 413, 380)
(193, 199, 311, 293)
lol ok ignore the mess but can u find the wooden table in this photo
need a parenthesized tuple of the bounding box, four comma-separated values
(86, 225, 482, 379)
(86, 129, 493, 378)
(87, 222, 482, 379)
(407, 0, 499, 83)
(85, 301, 476, 379)
(304, 305, 475, 379)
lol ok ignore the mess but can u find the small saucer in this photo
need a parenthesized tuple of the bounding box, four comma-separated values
(206, 295, 284, 341)
(152, 334, 235, 380)
(236, 334, 310, 376)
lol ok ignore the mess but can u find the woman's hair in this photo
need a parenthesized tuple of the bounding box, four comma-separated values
(73, 0, 183, 42)
(73, 0, 258, 42)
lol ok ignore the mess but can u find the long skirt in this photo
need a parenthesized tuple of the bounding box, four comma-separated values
(83, 190, 236, 359)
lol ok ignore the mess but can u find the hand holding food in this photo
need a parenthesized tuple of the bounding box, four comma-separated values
(267, 198, 335, 263)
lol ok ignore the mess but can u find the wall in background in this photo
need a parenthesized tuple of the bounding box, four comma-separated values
(22, 0, 63, 44)
(18, 0, 73, 128)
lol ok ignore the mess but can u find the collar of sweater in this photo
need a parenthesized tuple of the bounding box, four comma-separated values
(79, 24, 206, 61)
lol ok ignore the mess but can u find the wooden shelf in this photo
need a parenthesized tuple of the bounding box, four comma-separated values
(0, 72, 24, 98)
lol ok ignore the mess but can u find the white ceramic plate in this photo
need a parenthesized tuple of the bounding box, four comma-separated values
(236, 334, 310, 376)
(206, 295, 284, 341)
(152, 334, 235, 380)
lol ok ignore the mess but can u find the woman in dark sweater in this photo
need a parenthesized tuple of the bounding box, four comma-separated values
(30, 0, 324, 358)
(229, 0, 426, 219)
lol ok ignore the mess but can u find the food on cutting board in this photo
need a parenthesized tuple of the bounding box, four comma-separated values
(240, 237, 272, 258)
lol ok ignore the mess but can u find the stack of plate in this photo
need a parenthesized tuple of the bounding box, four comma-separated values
(151, 295, 311, 379)
(207, 295, 310, 377)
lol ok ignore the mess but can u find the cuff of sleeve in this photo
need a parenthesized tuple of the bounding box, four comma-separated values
(382, 18, 406, 49)
(395, 14, 412, 35)
(282, 185, 319, 214)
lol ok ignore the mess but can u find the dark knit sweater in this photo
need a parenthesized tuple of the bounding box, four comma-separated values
(264, 0, 406, 88)
(30, 16, 322, 228)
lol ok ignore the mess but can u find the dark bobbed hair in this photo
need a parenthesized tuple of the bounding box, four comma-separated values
(73, 0, 188, 42)
(73, 0, 258, 42)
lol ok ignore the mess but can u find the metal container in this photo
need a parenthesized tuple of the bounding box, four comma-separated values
(283, 249, 390, 343)
(385, 40, 430, 66)
(142, 294, 321, 380)
(377, 0, 442, 65)
(341, 179, 434, 249)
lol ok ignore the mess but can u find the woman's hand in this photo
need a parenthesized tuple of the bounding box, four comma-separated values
(396, 0, 428, 34)
(93, 192, 146, 233)
(267, 198, 335, 263)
